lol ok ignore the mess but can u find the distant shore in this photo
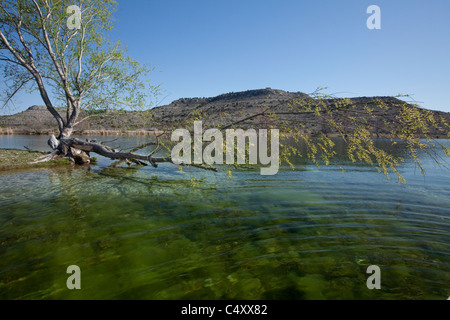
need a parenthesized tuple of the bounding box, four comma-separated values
(2, 90, 449, 140)
(0, 128, 166, 137)
(0, 128, 448, 139)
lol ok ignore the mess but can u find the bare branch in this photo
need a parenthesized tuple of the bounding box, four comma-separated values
(1, 76, 33, 108)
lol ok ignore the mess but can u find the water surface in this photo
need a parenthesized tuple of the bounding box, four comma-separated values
(0, 136, 449, 300)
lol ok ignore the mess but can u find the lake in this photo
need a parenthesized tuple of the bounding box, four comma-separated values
(0, 135, 449, 300)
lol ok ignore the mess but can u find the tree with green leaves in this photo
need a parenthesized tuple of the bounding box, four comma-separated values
(1, 0, 156, 137)
(0, 1, 448, 178)
(0, 0, 173, 166)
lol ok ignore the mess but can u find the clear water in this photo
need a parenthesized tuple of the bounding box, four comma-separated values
(0, 136, 449, 300)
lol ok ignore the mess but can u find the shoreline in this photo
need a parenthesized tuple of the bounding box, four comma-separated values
(0, 130, 449, 140)
(0, 128, 166, 136)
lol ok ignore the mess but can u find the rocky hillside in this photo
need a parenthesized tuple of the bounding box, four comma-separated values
(0, 88, 449, 138)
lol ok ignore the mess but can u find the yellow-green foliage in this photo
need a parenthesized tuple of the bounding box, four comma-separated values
(162, 88, 449, 182)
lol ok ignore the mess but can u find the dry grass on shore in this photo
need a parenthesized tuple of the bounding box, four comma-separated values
(0, 129, 167, 136)
(78, 129, 164, 136)
(0, 127, 14, 135)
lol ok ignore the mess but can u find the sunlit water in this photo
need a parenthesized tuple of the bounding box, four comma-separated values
(0, 136, 449, 300)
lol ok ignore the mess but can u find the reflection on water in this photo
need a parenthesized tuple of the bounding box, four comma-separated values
(0, 136, 449, 300)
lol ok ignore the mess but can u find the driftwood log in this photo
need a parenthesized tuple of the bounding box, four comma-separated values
(32, 135, 218, 172)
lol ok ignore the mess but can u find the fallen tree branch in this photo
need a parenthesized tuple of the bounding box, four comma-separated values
(30, 149, 60, 164)
(24, 146, 39, 152)
(129, 141, 157, 153)
(60, 138, 218, 172)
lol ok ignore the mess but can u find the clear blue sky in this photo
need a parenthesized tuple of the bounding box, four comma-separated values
(3, 0, 450, 114)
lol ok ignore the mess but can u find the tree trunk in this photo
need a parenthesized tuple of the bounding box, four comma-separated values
(44, 136, 218, 171)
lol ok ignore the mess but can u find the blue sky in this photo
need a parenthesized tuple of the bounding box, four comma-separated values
(2, 0, 450, 114)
